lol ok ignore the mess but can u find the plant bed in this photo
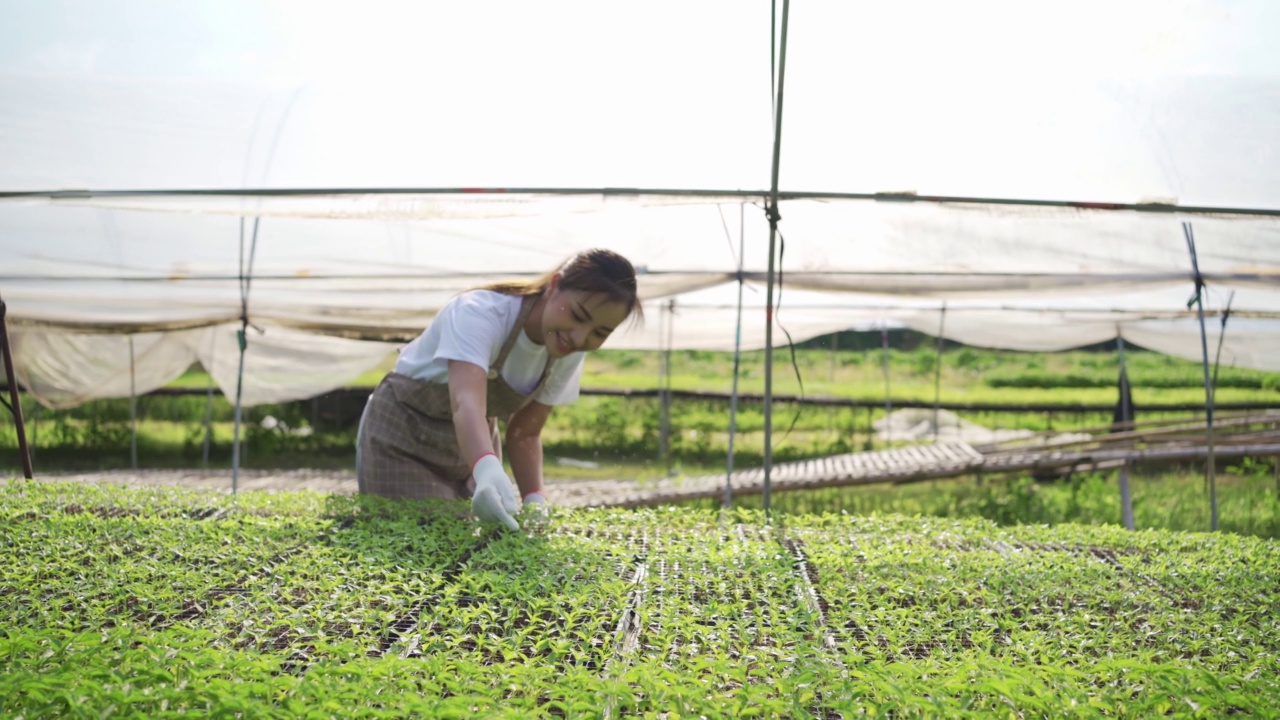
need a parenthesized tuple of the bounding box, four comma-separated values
(1, 481, 1277, 718)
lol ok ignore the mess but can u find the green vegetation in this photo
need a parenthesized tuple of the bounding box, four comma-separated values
(682, 462, 1280, 540)
(10, 343, 1279, 471)
(582, 341, 1280, 403)
(2, 481, 1277, 718)
(3, 340, 1279, 539)
(164, 340, 1280, 403)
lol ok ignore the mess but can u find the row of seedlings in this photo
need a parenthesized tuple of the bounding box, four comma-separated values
(187, 499, 497, 668)
(999, 521, 1280, 679)
(788, 512, 1278, 716)
(2, 503, 324, 633)
(598, 508, 839, 718)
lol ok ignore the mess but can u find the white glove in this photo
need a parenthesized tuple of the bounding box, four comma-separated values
(520, 492, 550, 528)
(471, 454, 520, 531)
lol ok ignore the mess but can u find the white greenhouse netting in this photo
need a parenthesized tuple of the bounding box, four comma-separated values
(2, 0, 1278, 407)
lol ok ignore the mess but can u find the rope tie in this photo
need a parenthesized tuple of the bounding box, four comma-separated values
(764, 201, 782, 225)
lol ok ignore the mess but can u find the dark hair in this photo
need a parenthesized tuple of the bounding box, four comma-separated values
(480, 248, 644, 323)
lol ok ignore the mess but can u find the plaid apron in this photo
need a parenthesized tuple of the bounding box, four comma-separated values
(357, 295, 556, 500)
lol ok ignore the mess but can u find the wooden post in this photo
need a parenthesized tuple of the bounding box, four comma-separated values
(0, 294, 34, 479)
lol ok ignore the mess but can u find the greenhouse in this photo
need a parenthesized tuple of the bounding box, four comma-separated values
(2, 0, 1279, 716)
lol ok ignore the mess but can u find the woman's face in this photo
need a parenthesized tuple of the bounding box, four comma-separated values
(538, 282, 631, 358)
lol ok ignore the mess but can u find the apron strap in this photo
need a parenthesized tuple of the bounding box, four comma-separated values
(516, 353, 558, 414)
(491, 294, 538, 378)
(493, 294, 558, 415)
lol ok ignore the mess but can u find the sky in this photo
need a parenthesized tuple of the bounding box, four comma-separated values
(1, 0, 1278, 202)
(3, 1, 1278, 82)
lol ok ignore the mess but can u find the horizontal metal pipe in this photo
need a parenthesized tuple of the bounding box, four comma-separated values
(1, 186, 1276, 217)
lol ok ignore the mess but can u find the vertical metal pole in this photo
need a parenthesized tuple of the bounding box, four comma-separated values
(1117, 334, 1134, 530)
(129, 336, 138, 470)
(1210, 292, 1236, 410)
(829, 330, 838, 384)
(932, 302, 947, 444)
(231, 336, 246, 492)
(763, 232, 777, 515)
(0, 296, 34, 479)
(202, 371, 214, 469)
(880, 323, 892, 417)
(762, 0, 792, 517)
(724, 204, 746, 509)
(30, 404, 38, 465)
(664, 299, 676, 477)
(231, 216, 261, 495)
(201, 333, 216, 469)
(1183, 222, 1217, 531)
(657, 300, 669, 471)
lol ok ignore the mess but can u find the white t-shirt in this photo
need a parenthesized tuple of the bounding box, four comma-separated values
(394, 290, 585, 407)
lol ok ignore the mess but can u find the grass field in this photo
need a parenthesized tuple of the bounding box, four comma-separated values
(2, 481, 1277, 718)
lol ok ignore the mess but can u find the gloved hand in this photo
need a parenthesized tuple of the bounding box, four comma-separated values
(521, 492, 550, 525)
(471, 454, 519, 531)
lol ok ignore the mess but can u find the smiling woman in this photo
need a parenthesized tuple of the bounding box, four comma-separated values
(355, 249, 642, 530)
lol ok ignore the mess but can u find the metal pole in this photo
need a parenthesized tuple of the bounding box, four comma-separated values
(202, 370, 214, 469)
(30, 404, 38, 466)
(129, 336, 138, 470)
(662, 299, 676, 477)
(657, 300, 669, 471)
(1210, 291, 1236, 407)
(231, 341, 247, 492)
(0, 295, 34, 478)
(231, 216, 262, 494)
(1183, 222, 1217, 531)
(762, 0, 792, 517)
(201, 331, 216, 469)
(865, 404, 873, 452)
(829, 331, 838, 384)
(881, 324, 892, 429)
(763, 232, 777, 513)
(8, 187, 1280, 220)
(724, 204, 746, 509)
(1117, 334, 1134, 530)
(932, 302, 947, 444)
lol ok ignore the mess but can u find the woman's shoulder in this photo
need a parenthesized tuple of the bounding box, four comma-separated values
(437, 290, 523, 334)
(448, 289, 522, 313)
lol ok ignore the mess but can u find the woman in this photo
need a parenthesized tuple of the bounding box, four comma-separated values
(357, 249, 641, 530)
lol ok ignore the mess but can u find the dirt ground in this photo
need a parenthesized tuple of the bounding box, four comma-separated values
(16, 468, 643, 508)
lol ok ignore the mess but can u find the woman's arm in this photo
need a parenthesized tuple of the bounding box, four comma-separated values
(450, 360, 520, 528)
(506, 400, 552, 501)
(448, 360, 497, 464)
